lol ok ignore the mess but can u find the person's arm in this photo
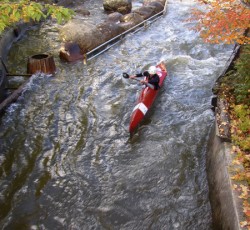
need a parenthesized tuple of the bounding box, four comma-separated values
(135, 73, 144, 77)
(130, 73, 143, 79)
(130, 71, 149, 78)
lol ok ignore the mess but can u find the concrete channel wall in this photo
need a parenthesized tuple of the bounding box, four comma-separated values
(207, 122, 247, 229)
(0, 25, 29, 102)
(0, 29, 13, 101)
(206, 44, 247, 229)
(0, 62, 7, 102)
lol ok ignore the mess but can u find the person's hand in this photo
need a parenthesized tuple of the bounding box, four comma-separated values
(140, 80, 147, 84)
(129, 75, 135, 79)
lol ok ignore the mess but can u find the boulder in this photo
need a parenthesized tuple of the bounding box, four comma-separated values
(146, 1, 164, 12)
(120, 12, 144, 24)
(60, 21, 104, 53)
(143, 0, 166, 7)
(56, 0, 74, 7)
(107, 12, 123, 23)
(119, 12, 144, 30)
(103, 0, 132, 14)
(118, 22, 135, 31)
(97, 21, 125, 40)
(74, 8, 91, 16)
(132, 6, 156, 20)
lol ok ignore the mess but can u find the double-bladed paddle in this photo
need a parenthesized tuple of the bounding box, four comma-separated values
(122, 72, 154, 89)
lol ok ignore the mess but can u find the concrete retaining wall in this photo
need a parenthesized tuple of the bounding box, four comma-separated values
(0, 24, 29, 102)
(207, 122, 246, 229)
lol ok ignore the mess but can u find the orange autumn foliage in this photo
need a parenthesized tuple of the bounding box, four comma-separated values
(191, 0, 250, 44)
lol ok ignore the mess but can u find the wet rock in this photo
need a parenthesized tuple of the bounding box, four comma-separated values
(132, 5, 156, 20)
(60, 21, 104, 53)
(118, 12, 144, 30)
(59, 20, 126, 61)
(118, 21, 134, 31)
(56, 0, 74, 7)
(107, 12, 123, 23)
(97, 21, 125, 40)
(146, 1, 164, 12)
(74, 8, 91, 16)
(103, 0, 132, 14)
(143, 0, 166, 6)
(120, 12, 144, 24)
(60, 20, 123, 61)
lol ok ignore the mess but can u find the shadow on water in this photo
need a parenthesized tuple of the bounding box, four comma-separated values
(0, 0, 234, 229)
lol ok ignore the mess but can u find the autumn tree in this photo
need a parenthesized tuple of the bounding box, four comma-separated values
(191, 0, 250, 44)
(0, 0, 74, 33)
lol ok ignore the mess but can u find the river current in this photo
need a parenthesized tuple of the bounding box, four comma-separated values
(0, 0, 233, 229)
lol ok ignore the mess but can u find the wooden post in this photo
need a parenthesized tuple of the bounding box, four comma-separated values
(27, 54, 56, 75)
(83, 54, 87, 65)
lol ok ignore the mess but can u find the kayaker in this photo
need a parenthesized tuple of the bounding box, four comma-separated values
(130, 66, 160, 90)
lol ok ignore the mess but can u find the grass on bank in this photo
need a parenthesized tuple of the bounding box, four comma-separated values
(217, 44, 250, 228)
(221, 45, 250, 153)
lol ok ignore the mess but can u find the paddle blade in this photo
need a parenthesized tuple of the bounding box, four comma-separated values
(122, 72, 129, 78)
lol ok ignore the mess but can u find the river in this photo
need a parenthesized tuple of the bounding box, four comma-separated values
(0, 0, 233, 229)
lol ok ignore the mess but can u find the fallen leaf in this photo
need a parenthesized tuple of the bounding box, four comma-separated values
(240, 221, 247, 227)
(232, 184, 238, 190)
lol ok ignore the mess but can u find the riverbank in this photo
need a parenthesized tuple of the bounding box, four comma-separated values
(207, 44, 250, 229)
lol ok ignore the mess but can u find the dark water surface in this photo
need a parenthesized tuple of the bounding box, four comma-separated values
(0, 0, 233, 229)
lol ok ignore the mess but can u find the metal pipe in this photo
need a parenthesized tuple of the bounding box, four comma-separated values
(7, 73, 32, 77)
(87, 40, 122, 61)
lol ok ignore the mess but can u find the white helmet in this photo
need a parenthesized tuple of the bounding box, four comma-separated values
(148, 66, 157, 75)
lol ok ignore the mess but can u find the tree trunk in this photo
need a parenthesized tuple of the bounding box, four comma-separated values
(27, 54, 56, 75)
